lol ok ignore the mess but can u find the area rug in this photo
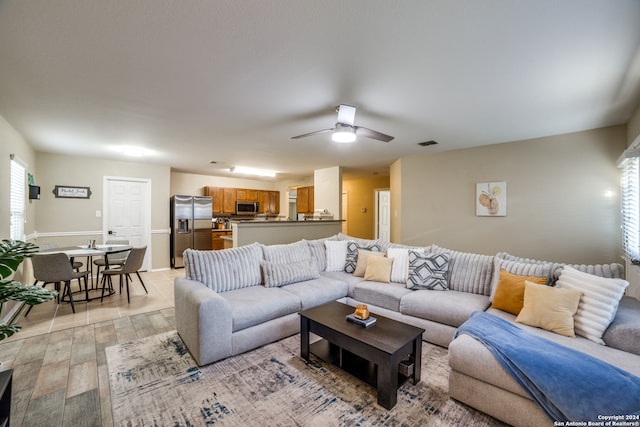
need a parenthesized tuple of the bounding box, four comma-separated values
(106, 331, 505, 426)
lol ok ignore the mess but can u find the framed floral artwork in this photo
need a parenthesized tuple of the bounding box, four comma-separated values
(476, 182, 506, 216)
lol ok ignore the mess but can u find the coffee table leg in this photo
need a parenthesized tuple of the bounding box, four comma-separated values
(413, 337, 422, 384)
(377, 361, 398, 410)
(300, 317, 310, 360)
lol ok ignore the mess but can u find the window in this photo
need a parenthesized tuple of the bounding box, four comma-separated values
(620, 150, 640, 263)
(10, 155, 26, 241)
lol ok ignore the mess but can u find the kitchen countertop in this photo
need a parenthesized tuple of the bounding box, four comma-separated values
(212, 228, 232, 232)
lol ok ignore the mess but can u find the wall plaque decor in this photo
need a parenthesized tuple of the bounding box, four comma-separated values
(53, 185, 91, 199)
(476, 182, 506, 216)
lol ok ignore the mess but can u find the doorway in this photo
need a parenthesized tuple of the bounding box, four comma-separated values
(375, 190, 391, 241)
(103, 176, 152, 271)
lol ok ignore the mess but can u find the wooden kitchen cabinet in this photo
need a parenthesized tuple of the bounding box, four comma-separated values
(204, 186, 224, 214)
(237, 188, 258, 201)
(259, 190, 280, 214)
(223, 188, 237, 213)
(296, 186, 314, 214)
(269, 191, 279, 214)
(212, 230, 232, 250)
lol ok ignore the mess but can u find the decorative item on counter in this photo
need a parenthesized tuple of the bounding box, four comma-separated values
(216, 218, 226, 229)
(354, 304, 370, 320)
(346, 304, 376, 327)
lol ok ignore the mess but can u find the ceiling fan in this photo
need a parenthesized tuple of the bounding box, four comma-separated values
(291, 104, 394, 143)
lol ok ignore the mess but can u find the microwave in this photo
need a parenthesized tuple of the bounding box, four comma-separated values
(236, 201, 259, 215)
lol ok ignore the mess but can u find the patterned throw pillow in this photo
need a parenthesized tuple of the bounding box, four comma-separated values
(344, 241, 384, 274)
(407, 250, 449, 290)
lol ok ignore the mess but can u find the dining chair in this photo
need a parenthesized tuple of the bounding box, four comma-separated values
(26, 252, 89, 314)
(37, 242, 84, 271)
(93, 239, 130, 279)
(100, 246, 148, 303)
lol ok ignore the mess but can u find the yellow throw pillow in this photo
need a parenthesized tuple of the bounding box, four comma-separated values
(491, 269, 548, 315)
(353, 249, 385, 277)
(516, 281, 582, 337)
(364, 256, 394, 283)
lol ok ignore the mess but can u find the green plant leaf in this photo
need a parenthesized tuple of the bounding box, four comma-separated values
(0, 323, 21, 341)
(0, 239, 38, 280)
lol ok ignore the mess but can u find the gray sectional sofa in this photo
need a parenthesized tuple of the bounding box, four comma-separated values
(174, 234, 640, 425)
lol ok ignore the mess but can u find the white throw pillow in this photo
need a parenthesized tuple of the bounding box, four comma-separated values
(387, 247, 424, 283)
(325, 240, 349, 272)
(555, 265, 629, 344)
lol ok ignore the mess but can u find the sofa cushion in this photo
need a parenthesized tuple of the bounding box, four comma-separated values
(556, 266, 629, 344)
(431, 245, 494, 295)
(325, 240, 349, 272)
(221, 286, 301, 332)
(262, 241, 311, 264)
(496, 252, 624, 283)
(363, 256, 393, 283)
(352, 281, 412, 312)
(400, 290, 491, 328)
(304, 237, 336, 272)
(280, 276, 349, 310)
(603, 296, 640, 355)
(320, 271, 365, 296)
(183, 243, 263, 293)
(261, 258, 319, 288)
(407, 250, 449, 291)
(515, 281, 582, 337)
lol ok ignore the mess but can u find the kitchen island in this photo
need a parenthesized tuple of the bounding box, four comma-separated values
(230, 220, 342, 248)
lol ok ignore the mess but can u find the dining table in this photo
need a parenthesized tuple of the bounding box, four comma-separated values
(36, 244, 133, 301)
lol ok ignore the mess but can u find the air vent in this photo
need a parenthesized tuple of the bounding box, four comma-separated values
(418, 140, 438, 147)
(209, 161, 218, 164)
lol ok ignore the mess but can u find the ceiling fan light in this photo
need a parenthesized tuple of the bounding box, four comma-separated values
(332, 124, 356, 143)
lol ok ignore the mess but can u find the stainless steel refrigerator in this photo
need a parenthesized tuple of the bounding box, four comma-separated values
(170, 195, 213, 268)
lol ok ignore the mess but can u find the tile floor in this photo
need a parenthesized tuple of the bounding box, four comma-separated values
(0, 268, 183, 426)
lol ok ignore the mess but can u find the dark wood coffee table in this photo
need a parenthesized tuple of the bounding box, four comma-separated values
(299, 301, 424, 410)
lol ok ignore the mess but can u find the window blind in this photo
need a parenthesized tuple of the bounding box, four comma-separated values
(10, 156, 26, 241)
(621, 155, 640, 263)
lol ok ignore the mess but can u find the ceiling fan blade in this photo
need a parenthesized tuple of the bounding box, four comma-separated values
(355, 126, 394, 142)
(291, 128, 334, 139)
(336, 104, 356, 126)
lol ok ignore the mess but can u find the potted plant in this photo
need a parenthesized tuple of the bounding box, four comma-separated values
(0, 239, 58, 341)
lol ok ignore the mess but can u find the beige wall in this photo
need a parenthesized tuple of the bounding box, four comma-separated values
(35, 153, 171, 270)
(393, 126, 626, 265)
(0, 115, 36, 241)
(342, 175, 390, 239)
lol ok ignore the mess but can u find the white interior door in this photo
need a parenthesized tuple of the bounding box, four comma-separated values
(103, 177, 151, 271)
(376, 190, 391, 241)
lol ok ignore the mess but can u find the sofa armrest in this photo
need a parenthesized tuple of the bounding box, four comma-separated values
(174, 276, 233, 366)
(603, 296, 640, 355)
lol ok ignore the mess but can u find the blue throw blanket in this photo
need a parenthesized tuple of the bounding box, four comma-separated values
(454, 311, 640, 422)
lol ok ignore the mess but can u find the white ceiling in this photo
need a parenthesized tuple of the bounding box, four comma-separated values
(1, 1, 639, 181)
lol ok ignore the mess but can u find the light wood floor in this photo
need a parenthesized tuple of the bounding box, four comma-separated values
(0, 268, 183, 427)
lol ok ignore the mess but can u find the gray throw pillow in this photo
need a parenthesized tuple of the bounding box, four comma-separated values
(261, 258, 320, 288)
(407, 250, 449, 291)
